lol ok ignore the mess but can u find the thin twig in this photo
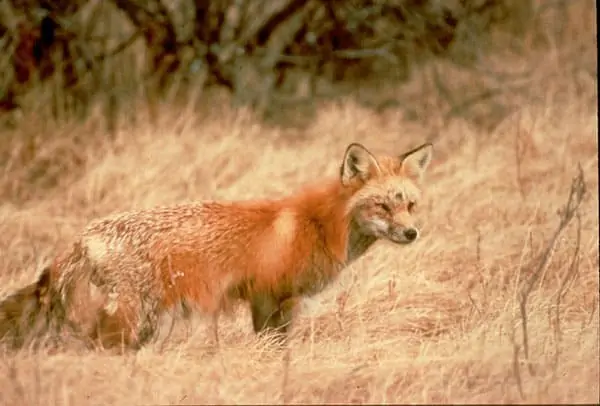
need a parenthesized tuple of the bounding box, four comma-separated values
(517, 164, 586, 376)
(467, 290, 482, 318)
(550, 211, 582, 372)
(509, 324, 525, 399)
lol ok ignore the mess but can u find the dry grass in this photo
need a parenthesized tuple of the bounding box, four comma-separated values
(0, 34, 598, 406)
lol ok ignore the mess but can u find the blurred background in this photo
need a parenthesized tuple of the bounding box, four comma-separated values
(0, 0, 595, 129)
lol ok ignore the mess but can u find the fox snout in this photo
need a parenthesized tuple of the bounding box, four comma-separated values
(388, 225, 420, 244)
(359, 215, 421, 244)
(388, 211, 421, 244)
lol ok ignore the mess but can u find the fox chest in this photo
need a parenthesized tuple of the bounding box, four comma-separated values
(293, 255, 345, 297)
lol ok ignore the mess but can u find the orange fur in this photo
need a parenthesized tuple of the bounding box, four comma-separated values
(0, 142, 434, 351)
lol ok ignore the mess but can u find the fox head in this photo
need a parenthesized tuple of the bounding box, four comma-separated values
(340, 142, 433, 245)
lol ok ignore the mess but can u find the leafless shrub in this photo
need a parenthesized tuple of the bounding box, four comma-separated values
(0, 0, 544, 123)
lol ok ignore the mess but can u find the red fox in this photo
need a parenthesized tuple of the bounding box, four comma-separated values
(0, 142, 433, 350)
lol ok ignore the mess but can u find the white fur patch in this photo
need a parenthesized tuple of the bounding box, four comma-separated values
(258, 208, 297, 269)
(83, 236, 123, 264)
(104, 290, 119, 315)
(89, 282, 103, 302)
(370, 217, 389, 233)
(272, 209, 297, 245)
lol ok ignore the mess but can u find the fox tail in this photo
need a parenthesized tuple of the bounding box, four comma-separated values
(0, 266, 61, 349)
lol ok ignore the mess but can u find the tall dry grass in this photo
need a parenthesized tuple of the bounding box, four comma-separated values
(0, 7, 598, 405)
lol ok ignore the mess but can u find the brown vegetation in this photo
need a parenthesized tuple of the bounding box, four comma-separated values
(2, 0, 546, 120)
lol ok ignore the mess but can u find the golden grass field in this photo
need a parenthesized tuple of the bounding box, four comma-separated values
(0, 11, 598, 404)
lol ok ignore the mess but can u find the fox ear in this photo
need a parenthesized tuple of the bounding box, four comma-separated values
(400, 143, 433, 182)
(340, 143, 382, 186)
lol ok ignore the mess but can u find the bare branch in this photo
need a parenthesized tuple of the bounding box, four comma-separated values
(550, 209, 582, 373)
(517, 164, 586, 376)
(508, 322, 525, 399)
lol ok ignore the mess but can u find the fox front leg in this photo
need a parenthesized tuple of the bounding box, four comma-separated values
(249, 294, 297, 343)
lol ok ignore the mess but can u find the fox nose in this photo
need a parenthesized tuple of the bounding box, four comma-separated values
(404, 228, 418, 241)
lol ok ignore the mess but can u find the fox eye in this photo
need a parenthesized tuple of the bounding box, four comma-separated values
(377, 202, 392, 214)
(407, 201, 416, 212)
(395, 192, 404, 201)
